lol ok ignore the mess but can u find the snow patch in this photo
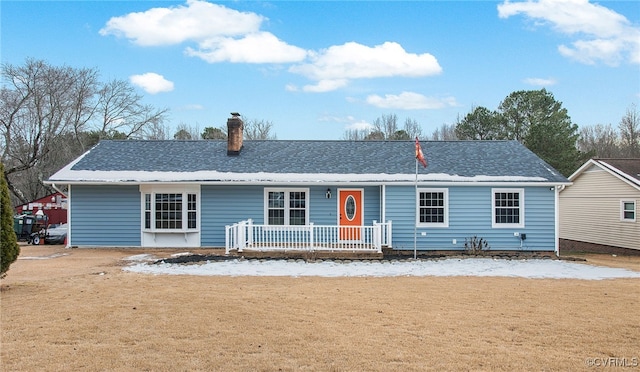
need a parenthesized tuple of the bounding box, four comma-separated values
(48, 169, 549, 184)
(123, 257, 640, 280)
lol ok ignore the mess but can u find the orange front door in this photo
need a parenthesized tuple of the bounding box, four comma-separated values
(339, 189, 363, 240)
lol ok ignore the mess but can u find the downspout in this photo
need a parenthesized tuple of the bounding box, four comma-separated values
(50, 183, 67, 197)
(381, 184, 386, 223)
(51, 183, 70, 248)
(554, 185, 561, 257)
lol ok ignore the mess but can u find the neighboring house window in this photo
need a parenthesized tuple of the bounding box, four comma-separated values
(141, 186, 199, 231)
(416, 188, 449, 227)
(492, 188, 524, 228)
(265, 188, 309, 225)
(621, 200, 636, 222)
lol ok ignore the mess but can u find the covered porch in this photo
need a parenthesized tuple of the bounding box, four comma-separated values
(225, 219, 392, 255)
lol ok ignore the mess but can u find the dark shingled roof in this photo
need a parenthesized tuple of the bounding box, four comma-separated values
(65, 139, 569, 182)
(595, 158, 640, 186)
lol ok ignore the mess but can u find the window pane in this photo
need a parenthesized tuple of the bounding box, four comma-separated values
(269, 192, 284, 208)
(144, 194, 151, 229)
(289, 210, 306, 225)
(155, 193, 183, 229)
(495, 191, 520, 224)
(268, 209, 285, 225)
(419, 191, 445, 224)
(289, 192, 306, 208)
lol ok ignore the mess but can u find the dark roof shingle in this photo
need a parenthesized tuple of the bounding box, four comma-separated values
(56, 139, 569, 183)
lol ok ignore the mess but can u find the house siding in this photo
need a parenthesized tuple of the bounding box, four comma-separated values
(69, 185, 141, 247)
(386, 185, 556, 251)
(201, 185, 381, 247)
(560, 166, 639, 251)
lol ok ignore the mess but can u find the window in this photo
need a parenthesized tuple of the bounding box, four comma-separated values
(141, 186, 199, 231)
(188, 194, 197, 229)
(492, 188, 524, 228)
(265, 188, 309, 225)
(156, 193, 183, 229)
(417, 188, 448, 227)
(621, 200, 636, 222)
(144, 194, 151, 229)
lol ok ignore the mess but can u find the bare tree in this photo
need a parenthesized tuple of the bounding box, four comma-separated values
(95, 79, 168, 140)
(342, 128, 371, 140)
(143, 121, 171, 140)
(1, 59, 169, 204)
(430, 123, 458, 141)
(244, 119, 277, 140)
(365, 131, 385, 140)
(619, 104, 640, 157)
(403, 118, 423, 139)
(577, 124, 621, 158)
(201, 126, 226, 140)
(372, 114, 399, 139)
(1, 59, 99, 203)
(173, 122, 200, 140)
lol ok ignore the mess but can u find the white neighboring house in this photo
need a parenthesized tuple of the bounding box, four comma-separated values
(559, 158, 640, 254)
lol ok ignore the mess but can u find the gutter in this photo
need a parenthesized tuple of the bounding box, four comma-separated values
(50, 183, 68, 198)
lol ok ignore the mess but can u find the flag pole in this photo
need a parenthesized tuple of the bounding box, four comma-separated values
(413, 137, 427, 260)
(414, 157, 418, 260)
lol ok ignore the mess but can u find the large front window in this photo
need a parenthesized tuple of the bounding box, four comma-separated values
(265, 188, 309, 225)
(141, 186, 199, 231)
(492, 188, 524, 228)
(417, 188, 448, 227)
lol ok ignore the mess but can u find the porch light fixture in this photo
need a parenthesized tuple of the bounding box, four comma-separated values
(326, 188, 332, 199)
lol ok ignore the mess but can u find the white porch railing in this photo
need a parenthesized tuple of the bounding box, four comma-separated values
(225, 219, 392, 254)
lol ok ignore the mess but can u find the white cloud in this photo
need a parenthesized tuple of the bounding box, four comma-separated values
(100, 0, 305, 64)
(185, 32, 307, 64)
(289, 41, 442, 92)
(345, 120, 373, 131)
(366, 92, 458, 110)
(130, 73, 174, 94)
(498, 0, 640, 65)
(302, 79, 349, 93)
(100, 0, 262, 46)
(317, 114, 372, 132)
(523, 77, 557, 86)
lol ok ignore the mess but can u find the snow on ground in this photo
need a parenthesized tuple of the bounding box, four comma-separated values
(123, 256, 640, 280)
(19, 253, 69, 260)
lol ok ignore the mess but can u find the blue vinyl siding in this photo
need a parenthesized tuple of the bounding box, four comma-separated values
(386, 186, 555, 251)
(70, 185, 141, 246)
(69, 183, 555, 251)
(201, 185, 381, 247)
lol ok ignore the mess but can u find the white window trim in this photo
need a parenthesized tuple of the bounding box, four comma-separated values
(416, 188, 449, 228)
(620, 200, 636, 222)
(264, 188, 310, 226)
(491, 188, 525, 228)
(140, 185, 200, 233)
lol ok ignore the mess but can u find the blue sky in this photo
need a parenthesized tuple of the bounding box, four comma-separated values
(2, 0, 639, 140)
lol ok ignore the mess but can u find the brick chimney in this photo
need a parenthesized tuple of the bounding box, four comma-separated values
(227, 112, 243, 156)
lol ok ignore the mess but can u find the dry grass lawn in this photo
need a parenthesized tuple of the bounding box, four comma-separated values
(2, 245, 639, 371)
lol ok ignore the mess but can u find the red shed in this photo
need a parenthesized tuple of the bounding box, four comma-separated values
(15, 192, 68, 226)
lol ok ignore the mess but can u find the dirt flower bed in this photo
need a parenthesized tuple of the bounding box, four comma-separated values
(2, 245, 639, 371)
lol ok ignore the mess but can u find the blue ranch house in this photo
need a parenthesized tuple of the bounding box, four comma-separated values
(47, 114, 570, 255)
